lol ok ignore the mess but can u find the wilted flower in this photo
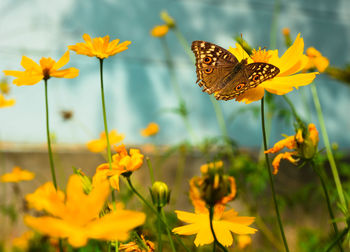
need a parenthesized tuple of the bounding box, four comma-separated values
(69, 34, 131, 59)
(0, 166, 35, 183)
(3, 51, 79, 86)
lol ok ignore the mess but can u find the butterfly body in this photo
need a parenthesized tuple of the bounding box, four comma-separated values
(191, 41, 280, 100)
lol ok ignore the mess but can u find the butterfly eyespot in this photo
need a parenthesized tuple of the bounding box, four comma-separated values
(252, 74, 260, 81)
(235, 83, 245, 91)
(205, 68, 213, 74)
(203, 57, 212, 64)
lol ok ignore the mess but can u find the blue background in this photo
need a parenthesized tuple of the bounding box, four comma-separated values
(0, 0, 350, 148)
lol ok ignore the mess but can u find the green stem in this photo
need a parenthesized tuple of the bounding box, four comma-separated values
(126, 177, 190, 252)
(261, 98, 290, 252)
(99, 58, 116, 209)
(157, 207, 163, 252)
(161, 208, 177, 252)
(269, 0, 281, 49)
(209, 206, 228, 252)
(326, 227, 349, 252)
(146, 157, 155, 184)
(310, 83, 347, 211)
(282, 95, 303, 124)
(44, 79, 58, 189)
(311, 161, 343, 252)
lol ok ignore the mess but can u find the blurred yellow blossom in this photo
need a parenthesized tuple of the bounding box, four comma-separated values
(119, 235, 155, 252)
(0, 79, 10, 94)
(200, 160, 223, 174)
(96, 145, 144, 190)
(150, 25, 169, 37)
(227, 34, 318, 103)
(87, 129, 125, 153)
(238, 235, 252, 249)
(265, 123, 319, 174)
(140, 122, 159, 137)
(3, 51, 79, 86)
(172, 204, 257, 247)
(282, 28, 290, 36)
(69, 34, 131, 59)
(304, 47, 330, 73)
(24, 174, 145, 247)
(0, 166, 35, 183)
(0, 93, 15, 108)
(12, 231, 35, 250)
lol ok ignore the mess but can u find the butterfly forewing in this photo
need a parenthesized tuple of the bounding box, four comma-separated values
(246, 63, 280, 88)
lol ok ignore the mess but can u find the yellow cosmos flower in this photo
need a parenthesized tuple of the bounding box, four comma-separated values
(24, 174, 145, 247)
(227, 34, 318, 104)
(172, 205, 257, 247)
(304, 47, 330, 73)
(12, 230, 35, 250)
(238, 234, 252, 249)
(265, 123, 319, 174)
(140, 122, 159, 137)
(3, 51, 79, 86)
(0, 166, 35, 183)
(119, 235, 155, 252)
(0, 93, 15, 108)
(87, 129, 125, 153)
(69, 34, 131, 59)
(150, 25, 169, 37)
(96, 145, 144, 190)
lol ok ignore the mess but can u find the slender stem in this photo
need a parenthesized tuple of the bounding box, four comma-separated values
(269, 0, 280, 49)
(310, 83, 347, 211)
(126, 177, 191, 252)
(326, 227, 349, 252)
(157, 207, 163, 252)
(261, 98, 290, 252)
(44, 79, 58, 189)
(99, 58, 116, 209)
(209, 206, 228, 252)
(146, 157, 155, 184)
(173, 27, 195, 62)
(311, 161, 343, 252)
(282, 95, 303, 124)
(161, 208, 177, 252)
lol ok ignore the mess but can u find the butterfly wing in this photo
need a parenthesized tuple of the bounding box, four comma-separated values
(191, 41, 238, 94)
(214, 62, 280, 101)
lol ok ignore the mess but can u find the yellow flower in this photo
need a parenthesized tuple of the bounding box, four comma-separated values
(87, 129, 125, 153)
(265, 123, 319, 174)
(96, 145, 144, 190)
(0, 93, 15, 108)
(150, 25, 169, 37)
(12, 230, 35, 250)
(24, 174, 145, 247)
(140, 122, 159, 137)
(69, 34, 131, 59)
(304, 47, 330, 73)
(3, 51, 79, 86)
(119, 235, 155, 252)
(227, 34, 318, 104)
(0, 166, 35, 183)
(238, 235, 252, 249)
(172, 205, 257, 247)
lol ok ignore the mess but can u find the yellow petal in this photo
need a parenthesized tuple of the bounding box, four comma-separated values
(87, 139, 106, 152)
(235, 85, 265, 104)
(194, 226, 214, 247)
(172, 223, 200, 236)
(53, 51, 70, 70)
(21, 56, 42, 72)
(50, 68, 79, 78)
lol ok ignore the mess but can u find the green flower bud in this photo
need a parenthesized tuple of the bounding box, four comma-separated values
(160, 11, 176, 28)
(300, 138, 317, 159)
(74, 168, 92, 194)
(150, 181, 171, 208)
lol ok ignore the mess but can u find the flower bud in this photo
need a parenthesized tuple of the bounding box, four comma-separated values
(74, 168, 92, 194)
(160, 11, 176, 28)
(150, 181, 171, 208)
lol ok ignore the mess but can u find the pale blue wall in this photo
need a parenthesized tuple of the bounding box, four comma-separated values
(0, 0, 350, 147)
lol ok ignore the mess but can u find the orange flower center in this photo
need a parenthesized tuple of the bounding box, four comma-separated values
(251, 48, 271, 63)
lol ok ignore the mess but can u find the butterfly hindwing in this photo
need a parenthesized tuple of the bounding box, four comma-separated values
(191, 41, 238, 94)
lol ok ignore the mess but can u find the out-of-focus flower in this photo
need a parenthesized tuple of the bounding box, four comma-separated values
(282, 28, 290, 36)
(238, 235, 252, 249)
(12, 230, 35, 250)
(172, 205, 257, 247)
(87, 130, 125, 153)
(265, 123, 319, 174)
(200, 160, 223, 174)
(282, 28, 292, 47)
(0, 93, 15, 108)
(69, 34, 131, 59)
(160, 11, 176, 28)
(140, 122, 159, 137)
(225, 34, 318, 104)
(150, 25, 169, 37)
(96, 145, 144, 190)
(0, 166, 35, 183)
(61, 110, 73, 121)
(24, 174, 145, 247)
(304, 47, 330, 73)
(119, 235, 155, 252)
(3, 51, 79, 86)
(0, 78, 11, 94)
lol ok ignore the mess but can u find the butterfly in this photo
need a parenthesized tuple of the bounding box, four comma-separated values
(191, 41, 280, 101)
